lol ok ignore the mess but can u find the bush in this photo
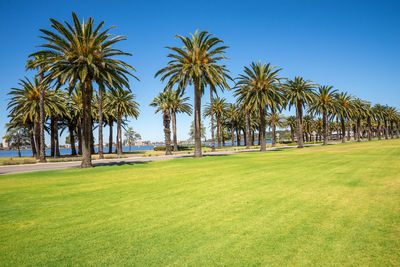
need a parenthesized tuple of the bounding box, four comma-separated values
(283, 141, 324, 146)
(2, 158, 37, 165)
(154, 145, 187, 151)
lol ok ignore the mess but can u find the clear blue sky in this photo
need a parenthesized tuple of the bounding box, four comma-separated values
(1, 0, 399, 143)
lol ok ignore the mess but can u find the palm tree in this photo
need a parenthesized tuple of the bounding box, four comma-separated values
(267, 112, 286, 145)
(209, 87, 216, 152)
(334, 92, 354, 143)
(303, 115, 314, 142)
(204, 97, 228, 148)
(362, 103, 373, 141)
(96, 82, 105, 159)
(68, 84, 84, 155)
(314, 118, 324, 141)
(285, 116, 297, 143)
(268, 92, 285, 147)
(107, 89, 140, 155)
(235, 62, 284, 151)
(235, 92, 252, 148)
(225, 103, 239, 147)
(61, 92, 80, 156)
(387, 107, 398, 139)
(150, 91, 175, 155)
(352, 98, 369, 142)
(169, 91, 192, 152)
(309, 85, 337, 145)
(283, 77, 316, 148)
(383, 105, 391, 139)
(372, 104, 385, 140)
(395, 112, 400, 138)
(155, 30, 230, 157)
(26, 55, 49, 162)
(188, 121, 207, 142)
(31, 12, 136, 168)
(7, 77, 65, 158)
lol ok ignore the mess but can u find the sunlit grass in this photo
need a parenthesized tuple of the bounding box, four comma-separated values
(0, 139, 399, 265)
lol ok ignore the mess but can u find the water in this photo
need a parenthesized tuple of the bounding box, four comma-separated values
(0, 145, 154, 158)
(0, 140, 272, 158)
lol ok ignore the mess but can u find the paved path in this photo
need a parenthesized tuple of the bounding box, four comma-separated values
(0, 144, 326, 175)
(0, 148, 260, 175)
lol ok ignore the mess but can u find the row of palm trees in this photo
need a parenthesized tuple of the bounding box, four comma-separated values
(153, 35, 399, 156)
(7, 13, 399, 166)
(7, 13, 140, 167)
(7, 79, 139, 159)
(152, 83, 400, 157)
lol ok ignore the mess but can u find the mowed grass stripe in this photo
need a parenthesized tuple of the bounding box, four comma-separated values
(0, 139, 399, 266)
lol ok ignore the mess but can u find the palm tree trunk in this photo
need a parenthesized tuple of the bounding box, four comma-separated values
(172, 111, 178, 152)
(384, 121, 388, 139)
(69, 123, 77, 156)
(367, 117, 372, 141)
(245, 109, 251, 149)
(390, 122, 394, 139)
(377, 121, 381, 140)
(34, 120, 40, 159)
(357, 119, 361, 142)
(98, 82, 104, 159)
(271, 123, 276, 147)
(260, 106, 266, 151)
(90, 124, 95, 155)
(251, 130, 255, 145)
(115, 125, 119, 155)
(163, 109, 172, 155)
(77, 123, 82, 155)
(323, 109, 328, 145)
(50, 117, 55, 157)
(29, 129, 36, 158)
(81, 81, 93, 168)
(217, 118, 221, 148)
(341, 117, 346, 143)
(210, 89, 215, 152)
(296, 104, 304, 148)
(397, 122, 400, 138)
(290, 127, 295, 143)
(55, 118, 60, 157)
(37, 71, 46, 162)
(117, 113, 123, 155)
(193, 83, 202, 157)
(347, 125, 351, 141)
(231, 124, 235, 147)
(109, 121, 113, 153)
(236, 128, 240, 146)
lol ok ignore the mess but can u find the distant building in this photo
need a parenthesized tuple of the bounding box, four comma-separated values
(134, 140, 152, 146)
(2, 137, 9, 148)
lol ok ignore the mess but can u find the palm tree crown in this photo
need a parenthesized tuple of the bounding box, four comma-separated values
(155, 30, 231, 157)
(283, 76, 316, 148)
(30, 12, 137, 167)
(234, 62, 284, 151)
(309, 85, 337, 145)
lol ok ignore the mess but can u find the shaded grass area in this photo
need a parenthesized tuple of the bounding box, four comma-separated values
(0, 139, 399, 266)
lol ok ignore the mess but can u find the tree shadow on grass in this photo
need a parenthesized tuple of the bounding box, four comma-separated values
(93, 161, 149, 167)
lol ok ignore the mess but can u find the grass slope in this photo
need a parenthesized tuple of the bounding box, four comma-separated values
(0, 140, 399, 266)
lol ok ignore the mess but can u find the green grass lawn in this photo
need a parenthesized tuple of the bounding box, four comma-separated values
(1, 140, 399, 266)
